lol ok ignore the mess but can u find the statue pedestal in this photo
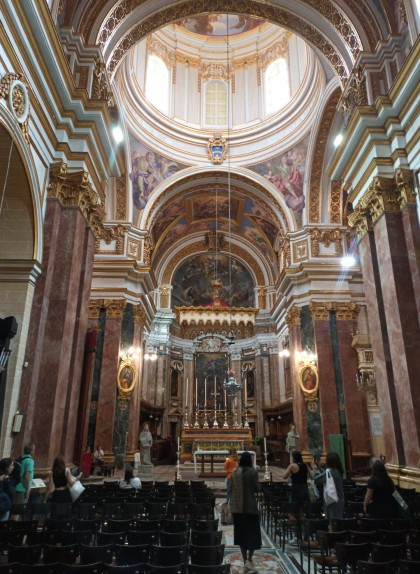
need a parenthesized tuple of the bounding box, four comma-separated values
(138, 465, 153, 480)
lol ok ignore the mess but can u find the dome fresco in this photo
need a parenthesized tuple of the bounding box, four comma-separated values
(175, 14, 264, 36)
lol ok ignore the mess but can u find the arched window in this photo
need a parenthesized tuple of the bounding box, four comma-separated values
(145, 54, 170, 115)
(265, 58, 290, 115)
(205, 80, 228, 126)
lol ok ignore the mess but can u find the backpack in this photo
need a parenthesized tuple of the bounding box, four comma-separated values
(0, 482, 11, 513)
(10, 455, 29, 487)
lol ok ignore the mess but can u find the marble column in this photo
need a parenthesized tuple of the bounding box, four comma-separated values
(14, 164, 102, 469)
(334, 303, 371, 454)
(286, 307, 308, 450)
(128, 305, 146, 451)
(94, 299, 126, 455)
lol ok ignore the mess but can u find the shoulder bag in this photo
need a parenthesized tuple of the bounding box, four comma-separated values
(324, 468, 338, 506)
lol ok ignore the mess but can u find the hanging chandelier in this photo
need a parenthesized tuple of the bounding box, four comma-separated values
(223, 369, 243, 398)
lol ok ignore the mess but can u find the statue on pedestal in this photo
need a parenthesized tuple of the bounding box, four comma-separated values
(139, 423, 153, 465)
(286, 424, 299, 463)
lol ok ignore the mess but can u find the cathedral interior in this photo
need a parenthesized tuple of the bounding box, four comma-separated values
(0, 0, 419, 487)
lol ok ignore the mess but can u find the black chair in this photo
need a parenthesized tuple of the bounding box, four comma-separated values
(298, 518, 329, 574)
(167, 502, 191, 520)
(76, 503, 98, 519)
(115, 544, 149, 566)
(51, 502, 73, 519)
(74, 518, 101, 533)
(356, 560, 396, 573)
(64, 565, 104, 574)
(10, 504, 29, 521)
(159, 531, 189, 546)
(63, 529, 94, 545)
(7, 543, 42, 565)
(44, 518, 73, 531)
(188, 567, 231, 574)
(96, 531, 125, 545)
(399, 559, 420, 573)
(407, 542, 420, 560)
(311, 531, 348, 574)
(0, 530, 26, 551)
(80, 544, 114, 565)
(370, 542, 406, 563)
(360, 518, 386, 531)
(126, 530, 158, 546)
(133, 520, 161, 532)
(26, 530, 62, 546)
(105, 519, 134, 533)
(144, 501, 168, 519)
(102, 565, 145, 574)
(330, 517, 359, 532)
(334, 542, 371, 572)
(349, 530, 378, 544)
(162, 519, 190, 533)
(190, 503, 214, 521)
(189, 544, 225, 566)
(123, 502, 144, 519)
(146, 566, 186, 574)
(101, 502, 123, 519)
(191, 519, 218, 532)
(149, 544, 188, 567)
(9, 519, 38, 531)
(0, 564, 19, 574)
(376, 528, 408, 545)
(14, 565, 60, 574)
(43, 543, 79, 565)
(190, 530, 223, 546)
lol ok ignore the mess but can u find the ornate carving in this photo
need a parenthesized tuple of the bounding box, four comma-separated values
(334, 302, 360, 321)
(257, 287, 266, 310)
(48, 161, 105, 237)
(127, 238, 141, 259)
(0, 73, 30, 144)
(142, 235, 151, 265)
(88, 298, 105, 318)
(207, 133, 228, 165)
(293, 240, 308, 262)
(285, 306, 301, 329)
(146, 34, 176, 69)
(104, 299, 126, 319)
(115, 175, 127, 219)
(347, 207, 370, 241)
(395, 168, 416, 208)
(340, 64, 368, 125)
(206, 230, 225, 251)
(308, 88, 341, 223)
(361, 176, 399, 223)
(117, 356, 136, 400)
(160, 285, 172, 308)
(91, 58, 112, 102)
(134, 305, 147, 325)
(257, 34, 290, 69)
(75, 65, 89, 90)
(96, 225, 125, 244)
(309, 301, 332, 321)
(330, 181, 343, 224)
(310, 228, 342, 257)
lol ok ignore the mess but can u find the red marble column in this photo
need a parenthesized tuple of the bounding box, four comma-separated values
(310, 304, 340, 447)
(335, 307, 371, 454)
(286, 308, 308, 450)
(94, 300, 126, 456)
(127, 306, 145, 451)
(14, 199, 95, 468)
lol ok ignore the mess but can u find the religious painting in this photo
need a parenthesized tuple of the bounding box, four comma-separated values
(172, 254, 255, 308)
(299, 364, 319, 401)
(191, 196, 240, 221)
(117, 362, 136, 400)
(195, 353, 228, 410)
(175, 14, 263, 37)
(129, 132, 188, 227)
(248, 137, 308, 228)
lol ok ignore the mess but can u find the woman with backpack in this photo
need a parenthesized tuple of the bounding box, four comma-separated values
(0, 458, 15, 521)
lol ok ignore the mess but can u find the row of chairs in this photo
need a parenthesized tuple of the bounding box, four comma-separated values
(0, 563, 231, 573)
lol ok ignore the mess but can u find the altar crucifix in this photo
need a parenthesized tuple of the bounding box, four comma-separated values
(211, 376, 220, 428)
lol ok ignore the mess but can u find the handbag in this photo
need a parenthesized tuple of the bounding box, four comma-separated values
(69, 479, 85, 503)
(220, 501, 233, 525)
(307, 478, 319, 502)
(392, 490, 411, 518)
(324, 469, 338, 506)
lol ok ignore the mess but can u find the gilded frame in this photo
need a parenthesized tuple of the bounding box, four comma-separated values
(299, 364, 319, 401)
(117, 360, 136, 400)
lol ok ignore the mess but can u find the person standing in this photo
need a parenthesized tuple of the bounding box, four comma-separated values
(0, 458, 15, 521)
(364, 459, 400, 518)
(139, 423, 153, 465)
(44, 455, 82, 505)
(224, 449, 238, 502)
(283, 450, 313, 521)
(14, 443, 35, 505)
(93, 445, 104, 475)
(231, 451, 262, 572)
(316, 451, 345, 529)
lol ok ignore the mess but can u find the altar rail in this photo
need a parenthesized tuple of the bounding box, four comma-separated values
(193, 439, 244, 452)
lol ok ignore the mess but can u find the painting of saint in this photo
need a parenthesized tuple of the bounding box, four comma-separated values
(195, 353, 228, 409)
(299, 365, 318, 395)
(176, 14, 263, 37)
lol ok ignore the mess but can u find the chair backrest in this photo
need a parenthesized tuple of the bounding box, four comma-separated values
(106, 518, 134, 533)
(317, 530, 348, 554)
(7, 543, 42, 565)
(188, 566, 231, 574)
(162, 519, 190, 533)
(330, 518, 358, 532)
(44, 517, 73, 531)
(160, 530, 189, 546)
(134, 519, 161, 531)
(191, 519, 218, 532)
(103, 564, 146, 574)
(127, 529, 159, 546)
(370, 542, 406, 563)
(149, 544, 188, 566)
(96, 530, 126, 545)
(348, 530, 378, 544)
(334, 542, 370, 569)
(146, 565, 186, 574)
(189, 544, 225, 566)
(190, 530, 223, 546)
(43, 543, 79, 565)
(115, 543, 150, 566)
(63, 564, 104, 573)
(80, 543, 114, 565)
(357, 559, 396, 573)
(399, 559, 420, 573)
(376, 528, 408, 545)
(63, 529, 93, 545)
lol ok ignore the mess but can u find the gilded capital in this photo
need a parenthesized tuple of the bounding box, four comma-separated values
(88, 298, 105, 318)
(347, 207, 370, 241)
(160, 285, 172, 308)
(48, 161, 105, 237)
(285, 306, 301, 329)
(134, 305, 147, 326)
(395, 168, 416, 208)
(309, 301, 332, 321)
(361, 176, 399, 223)
(96, 225, 125, 245)
(334, 302, 360, 321)
(104, 299, 126, 319)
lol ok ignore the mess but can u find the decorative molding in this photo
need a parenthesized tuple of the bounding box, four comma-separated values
(96, 225, 125, 245)
(0, 73, 30, 144)
(347, 207, 370, 240)
(104, 299, 126, 319)
(308, 88, 341, 223)
(334, 302, 360, 321)
(395, 168, 416, 208)
(47, 161, 105, 237)
(115, 175, 127, 219)
(160, 284, 172, 308)
(127, 238, 141, 259)
(207, 133, 228, 165)
(257, 287, 266, 310)
(293, 239, 308, 262)
(142, 235, 151, 265)
(285, 306, 301, 329)
(360, 175, 399, 223)
(339, 64, 368, 125)
(134, 305, 147, 325)
(329, 180, 343, 224)
(88, 298, 105, 318)
(309, 301, 332, 321)
(310, 227, 342, 257)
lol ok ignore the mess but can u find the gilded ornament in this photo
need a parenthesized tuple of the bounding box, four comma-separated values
(258, 288, 266, 309)
(160, 285, 171, 308)
(330, 181, 343, 224)
(395, 168, 416, 208)
(127, 238, 141, 259)
(347, 207, 370, 240)
(104, 299, 126, 319)
(134, 305, 147, 325)
(0, 73, 30, 144)
(334, 302, 360, 321)
(293, 240, 308, 262)
(88, 299, 105, 318)
(115, 175, 127, 219)
(117, 356, 136, 400)
(96, 225, 125, 245)
(285, 306, 301, 328)
(310, 228, 342, 257)
(309, 301, 332, 321)
(143, 235, 151, 265)
(362, 176, 399, 223)
(207, 134, 228, 165)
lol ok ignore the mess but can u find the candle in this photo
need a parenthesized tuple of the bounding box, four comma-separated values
(204, 378, 207, 409)
(195, 378, 198, 408)
(244, 375, 247, 405)
(214, 376, 216, 398)
(186, 377, 188, 404)
(178, 436, 180, 450)
(264, 437, 267, 452)
(224, 389, 227, 409)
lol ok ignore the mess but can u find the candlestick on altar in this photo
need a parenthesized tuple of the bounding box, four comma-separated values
(195, 378, 198, 408)
(223, 406, 229, 428)
(176, 437, 182, 481)
(204, 378, 207, 409)
(211, 384, 219, 428)
(193, 408, 200, 428)
(202, 409, 209, 428)
(263, 449, 270, 481)
(264, 436, 267, 452)
(183, 405, 189, 428)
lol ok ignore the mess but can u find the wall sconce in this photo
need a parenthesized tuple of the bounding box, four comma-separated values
(356, 369, 377, 399)
(296, 348, 317, 365)
(279, 349, 290, 358)
(144, 349, 157, 361)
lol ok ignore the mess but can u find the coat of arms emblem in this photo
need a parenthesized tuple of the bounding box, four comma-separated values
(207, 133, 227, 164)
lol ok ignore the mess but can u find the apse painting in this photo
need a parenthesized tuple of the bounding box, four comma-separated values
(192, 196, 240, 221)
(176, 14, 263, 36)
(129, 132, 188, 226)
(249, 138, 308, 228)
(172, 254, 255, 308)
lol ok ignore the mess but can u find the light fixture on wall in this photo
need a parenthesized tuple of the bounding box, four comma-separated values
(296, 348, 317, 365)
(279, 349, 290, 358)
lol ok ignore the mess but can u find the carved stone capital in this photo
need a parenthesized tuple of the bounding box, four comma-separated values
(334, 302, 360, 321)
(160, 284, 172, 308)
(285, 306, 301, 329)
(104, 299, 126, 319)
(362, 176, 399, 223)
(48, 161, 105, 237)
(96, 225, 125, 244)
(88, 298, 105, 318)
(309, 301, 332, 321)
(134, 305, 147, 326)
(347, 207, 370, 241)
(395, 168, 416, 208)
